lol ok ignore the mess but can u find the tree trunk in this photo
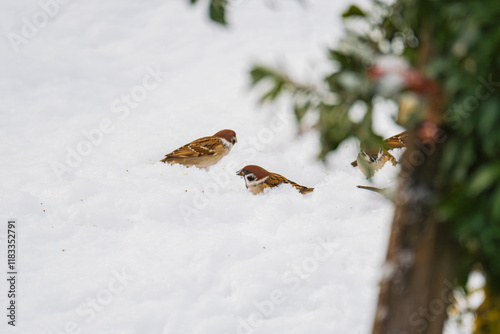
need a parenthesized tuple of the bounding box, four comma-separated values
(372, 127, 459, 334)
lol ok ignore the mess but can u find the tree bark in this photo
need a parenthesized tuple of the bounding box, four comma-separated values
(372, 128, 459, 334)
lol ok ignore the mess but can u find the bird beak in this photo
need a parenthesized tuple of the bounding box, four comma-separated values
(236, 170, 245, 176)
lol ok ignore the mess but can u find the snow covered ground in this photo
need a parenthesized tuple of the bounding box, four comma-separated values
(0, 0, 469, 333)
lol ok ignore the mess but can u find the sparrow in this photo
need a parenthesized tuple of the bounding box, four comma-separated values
(351, 131, 408, 178)
(236, 165, 314, 195)
(161, 129, 237, 168)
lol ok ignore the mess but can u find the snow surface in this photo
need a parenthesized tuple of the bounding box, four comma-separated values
(0, 0, 468, 333)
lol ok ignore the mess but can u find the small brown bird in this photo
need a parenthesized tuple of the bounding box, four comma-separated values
(236, 165, 314, 195)
(161, 129, 237, 168)
(351, 131, 408, 177)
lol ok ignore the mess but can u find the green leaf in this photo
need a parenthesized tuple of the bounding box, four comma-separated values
(209, 0, 227, 26)
(468, 164, 500, 196)
(342, 5, 366, 18)
(294, 101, 311, 121)
(491, 187, 500, 221)
(260, 81, 284, 103)
(250, 66, 274, 85)
(328, 49, 353, 68)
(478, 99, 500, 143)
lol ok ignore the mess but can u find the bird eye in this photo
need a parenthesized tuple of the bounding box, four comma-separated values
(231, 138, 236, 145)
(246, 175, 255, 182)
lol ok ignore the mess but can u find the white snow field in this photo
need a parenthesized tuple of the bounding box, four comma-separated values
(0, 0, 467, 333)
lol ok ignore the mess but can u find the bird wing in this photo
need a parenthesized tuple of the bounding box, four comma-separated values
(266, 173, 313, 194)
(383, 131, 408, 150)
(165, 137, 223, 158)
(265, 173, 288, 188)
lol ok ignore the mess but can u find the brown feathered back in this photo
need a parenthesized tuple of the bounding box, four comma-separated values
(382, 131, 408, 150)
